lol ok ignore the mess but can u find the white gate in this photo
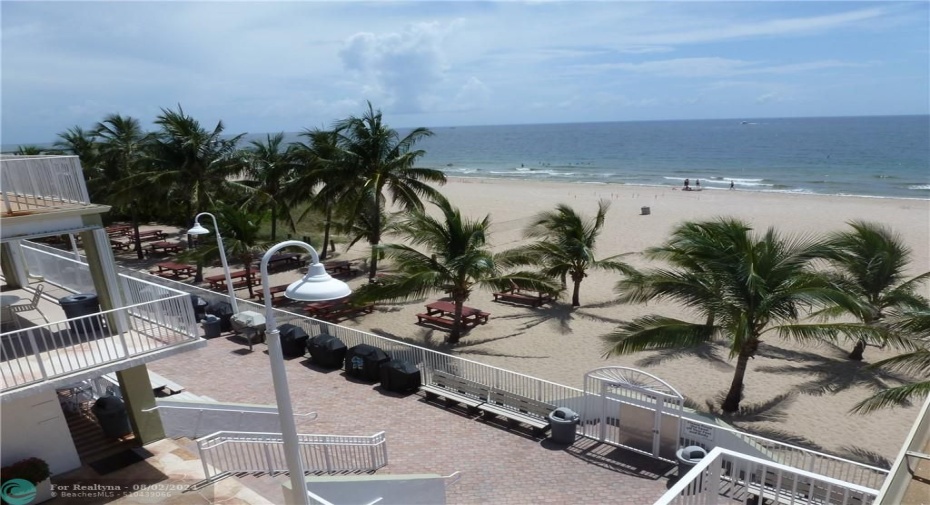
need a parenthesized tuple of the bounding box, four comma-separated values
(582, 367, 683, 462)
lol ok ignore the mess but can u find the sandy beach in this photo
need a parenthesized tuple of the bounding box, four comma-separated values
(315, 179, 929, 464)
(135, 179, 929, 464)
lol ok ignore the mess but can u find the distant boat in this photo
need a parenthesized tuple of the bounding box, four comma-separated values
(740, 121, 749, 125)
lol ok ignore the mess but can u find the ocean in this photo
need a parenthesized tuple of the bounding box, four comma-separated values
(411, 115, 929, 200)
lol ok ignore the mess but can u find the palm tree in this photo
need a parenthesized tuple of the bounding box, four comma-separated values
(852, 309, 930, 413)
(357, 198, 556, 343)
(333, 102, 447, 280)
(501, 200, 632, 307)
(142, 105, 248, 281)
(15, 145, 43, 155)
(817, 221, 930, 360)
(94, 114, 150, 259)
(186, 205, 269, 299)
(287, 128, 351, 260)
(54, 126, 98, 165)
(242, 132, 295, 241)
(602, 218, 869, 413)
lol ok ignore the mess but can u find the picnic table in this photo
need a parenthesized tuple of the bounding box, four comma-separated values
(254, 284, 290, 305)
(136, 229, 167, 243)
(419, 301, 490, 329)
(152, 262, 195, 279)
(323, 260, 358, 278)
(148, 241, 183, 255)
(204, 269, 261, 291)
(106, 224, 132, 237)
(265, 253, 304, 270)
(304, 297, 374, 322)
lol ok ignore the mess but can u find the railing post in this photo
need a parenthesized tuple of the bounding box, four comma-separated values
(24, 329, 48, 379)
(198, 438, 212, 479)
(323, 444, 333, 472)
(264, 441, 275, 474)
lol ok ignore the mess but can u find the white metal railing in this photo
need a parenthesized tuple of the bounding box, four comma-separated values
(1, 155, 90, 213)
(22, 243, 95, 294)
(678, 416, 889, 490)
(0, 294, 198, 392)
(655, 447, 879, 505)
(196, 430, 388, 480)
(115, 267, 890, 491)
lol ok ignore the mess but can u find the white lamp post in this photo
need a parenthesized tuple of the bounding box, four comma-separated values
(261, 240, 351, 505)
(187, 212, 239, 313)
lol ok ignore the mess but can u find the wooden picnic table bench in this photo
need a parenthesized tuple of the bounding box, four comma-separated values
(255, 284, 290, 305)
(421, 301, 489, 329)
(420, 370, 491, 413)
(152, 262, 195, 279)
(148, 241, 183, 255)
(110, 238, 132, 251)
(492, 287, 554, 307)
(304, 298, 374, 322)
(136, 229, 167, 243)
(106, 224, 132, 237)
(205, 269, 261, 291)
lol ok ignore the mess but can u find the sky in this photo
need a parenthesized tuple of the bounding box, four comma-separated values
(2, 1, 928, 145)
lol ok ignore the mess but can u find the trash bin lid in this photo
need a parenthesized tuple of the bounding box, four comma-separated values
(60, 293, 96, 303)
(677, 445, 707, 461)
(93, 395, 125, 412)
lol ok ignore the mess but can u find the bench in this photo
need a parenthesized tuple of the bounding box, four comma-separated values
(420, 370, 490, 413)
(479, 388, 554, 434)
(416, 312, 455, 328)
(110, 239, 132, 251)
(492, 287, 553, 307)
(320, 302, 374, 322)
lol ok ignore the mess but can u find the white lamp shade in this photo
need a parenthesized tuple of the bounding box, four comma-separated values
(187, 222, 211, 235)
(285, 264, 352, 301)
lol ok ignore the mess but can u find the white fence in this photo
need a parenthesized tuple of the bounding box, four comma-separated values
(196, 430, 388, 480)
(0, 155, 90, 212)
(113, 262, 890, 491)
(656, 447, 879, 505)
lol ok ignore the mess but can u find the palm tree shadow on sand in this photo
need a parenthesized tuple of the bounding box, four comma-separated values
(634, 342, 733, 371)
(369, 327, 544, 360)
(494, 302, 629, 335)
(755, 342, 912, 397)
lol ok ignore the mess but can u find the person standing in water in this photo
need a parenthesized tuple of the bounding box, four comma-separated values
(729, 180, 735, 190)
(684, 178, 690, 190)
(695, 179, 701, 190)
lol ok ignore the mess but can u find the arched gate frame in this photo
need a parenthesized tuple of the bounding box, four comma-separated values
(582, 367, 684, 462)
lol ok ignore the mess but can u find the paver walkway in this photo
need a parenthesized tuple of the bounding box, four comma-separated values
(148, 332, 673, 504)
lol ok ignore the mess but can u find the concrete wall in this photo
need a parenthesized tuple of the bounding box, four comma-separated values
(0, 389, 81, 476)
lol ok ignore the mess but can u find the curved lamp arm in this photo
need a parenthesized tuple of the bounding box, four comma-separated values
(190, 212, 239, 313)
(260, 240, 351, 505)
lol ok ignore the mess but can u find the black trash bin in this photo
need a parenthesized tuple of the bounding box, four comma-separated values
(344, 344, 390, 382)
(548, 407, 580, 444)
(279, 324, 310, 358)
(676, 445, 707, 494)
(59, 293, 102, 334)
(190, 294, 209, 321)
(201, 315, 222, 339)
(307, 334, 347, 369)
(206, 301, 234, 332)
(379, 359, 422, 393)
(91, 396, 132, 438)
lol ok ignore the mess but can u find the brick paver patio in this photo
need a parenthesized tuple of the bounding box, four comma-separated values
(147, 331, 674, 504)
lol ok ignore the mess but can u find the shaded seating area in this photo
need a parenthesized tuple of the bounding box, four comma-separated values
(147, 241, 183, 256)
(416, 301, 489, 330)
(304, 297, 374, 322)
(205, 270, 261, 292)
(492, 286, 554, 307)
(1, 284, 50, 330)
(151, 262, 195, 279)
(254, 284, 290, 306)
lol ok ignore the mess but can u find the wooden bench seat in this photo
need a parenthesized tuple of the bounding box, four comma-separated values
(320, 303, 375, 322)
(416, 313, 455, 328)
(492, 288, 553, 307)
(420, 370, 490, 412)
(479, 388, 554, 433)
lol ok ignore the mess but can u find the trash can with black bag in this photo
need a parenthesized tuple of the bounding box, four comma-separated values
(676, 445, 708, 494)
(91, 396, 133, 438)
(206, 300, 234, 332)
(190, 294, 209, 321)
(201, 315, 222, 339)
(379, 359, 421, 393)
(307, 334, 347, 369)
(59, 293, 102, 334)
(279, 324, 310, 358)
(548, 407, 579, 444)
(344, 344, 390, 382)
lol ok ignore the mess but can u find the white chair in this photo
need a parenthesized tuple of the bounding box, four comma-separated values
(8, 284, 50, 327)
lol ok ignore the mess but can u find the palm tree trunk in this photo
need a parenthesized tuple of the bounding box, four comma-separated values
(244, 261, 254, 299)
(368, 195, 382, 281)
(270, 207, 277, 241)
(571, 272, 584, 307)
(130, 208, 144, 260)
(722, 352, 752, 412)
(321, 205, 333, 261)
(448, 300, 465, 343)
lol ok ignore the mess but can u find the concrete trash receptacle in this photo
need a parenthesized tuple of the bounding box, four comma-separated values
(676, 445, 707, 494)
(641, 206, 651, 215)
(92, 396, 132, 438)
(548, 407, 579, 444)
